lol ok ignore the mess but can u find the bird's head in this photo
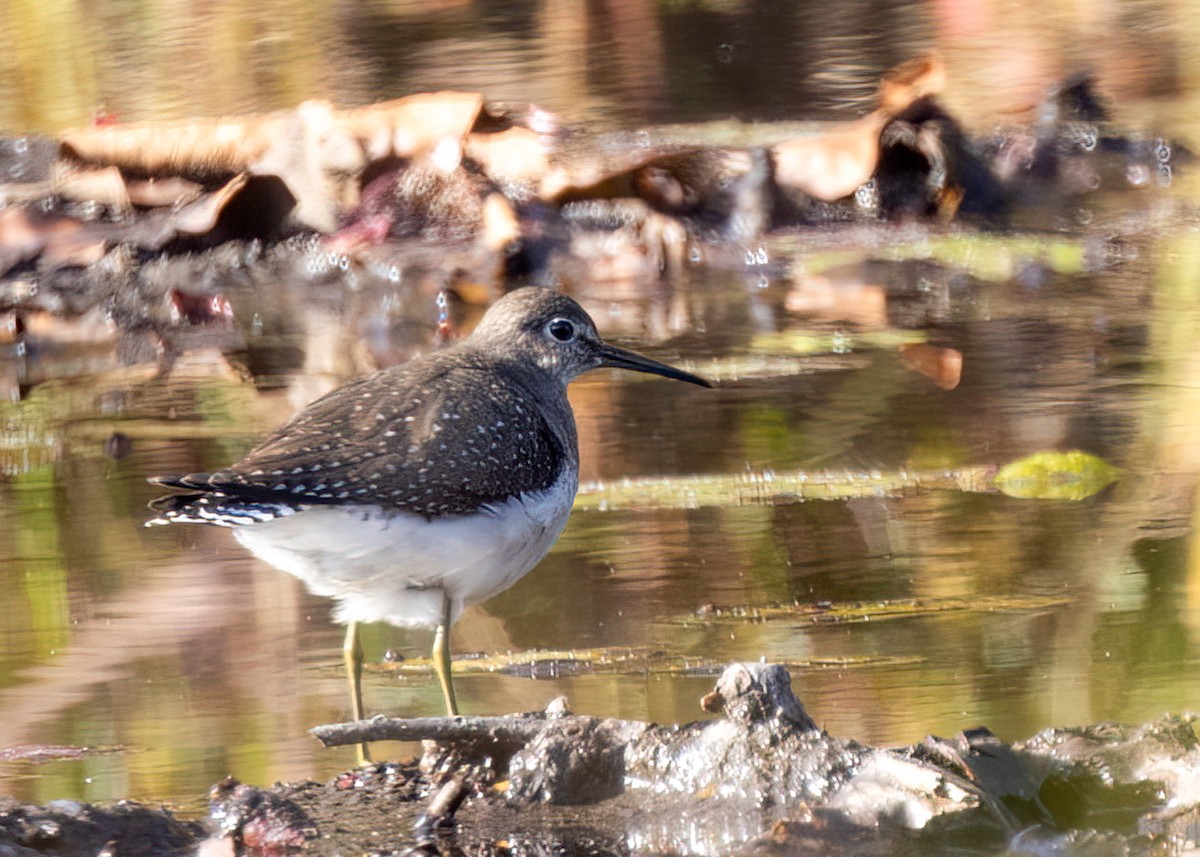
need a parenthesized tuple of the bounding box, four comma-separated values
(468, 287, 711, 389)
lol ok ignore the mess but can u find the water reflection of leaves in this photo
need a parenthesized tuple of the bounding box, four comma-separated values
(575, 450, 1121, 511)
(574, 465, 998, 511)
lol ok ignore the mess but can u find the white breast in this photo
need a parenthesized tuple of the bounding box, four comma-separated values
(232, 468, 577, 629)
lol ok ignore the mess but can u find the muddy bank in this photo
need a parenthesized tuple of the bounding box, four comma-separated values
(1, 663, 1197, 856)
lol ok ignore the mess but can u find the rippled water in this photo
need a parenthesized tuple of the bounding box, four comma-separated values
(2, 0, 1200, 831)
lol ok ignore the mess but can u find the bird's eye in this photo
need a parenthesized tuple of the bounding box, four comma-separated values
(546, 318, 577, 343)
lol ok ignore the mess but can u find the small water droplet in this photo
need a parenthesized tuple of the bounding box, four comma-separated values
(1125, 162, 1149, 187)
(854, 179, 878, 210)
(716, 43, 734, 64)
(435, 290, 451, 339)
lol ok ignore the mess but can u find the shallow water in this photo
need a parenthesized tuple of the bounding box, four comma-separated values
(2, 0, 1200, 834)
(4, 222, 1200, 815)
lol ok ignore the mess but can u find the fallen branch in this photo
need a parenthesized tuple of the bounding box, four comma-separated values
(311, 714, 546, 749)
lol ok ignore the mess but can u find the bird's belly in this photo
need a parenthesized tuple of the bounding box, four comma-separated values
(232, 470, 576, 629)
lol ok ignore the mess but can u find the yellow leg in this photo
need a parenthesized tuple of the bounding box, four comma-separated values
(432, 594, 459, 716)
(342, 621, 372, 765)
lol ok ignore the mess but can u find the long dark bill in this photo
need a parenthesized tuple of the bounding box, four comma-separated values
(595, 342, 711, 388)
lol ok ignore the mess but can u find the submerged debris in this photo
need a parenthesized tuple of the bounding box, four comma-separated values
(0, 795, 203, 857)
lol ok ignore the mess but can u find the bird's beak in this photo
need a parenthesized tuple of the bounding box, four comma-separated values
(594, 342, 711, 387)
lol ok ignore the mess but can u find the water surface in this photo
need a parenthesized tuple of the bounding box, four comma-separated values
(2, 0, 1200, 826)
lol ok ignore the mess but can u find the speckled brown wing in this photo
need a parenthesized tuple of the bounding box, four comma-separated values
(151, 354, 569, 524)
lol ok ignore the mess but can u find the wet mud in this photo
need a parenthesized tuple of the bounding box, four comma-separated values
(2, 664, 1197, 856)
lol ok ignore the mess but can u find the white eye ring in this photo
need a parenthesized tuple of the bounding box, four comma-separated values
(546, 318, 577, 343)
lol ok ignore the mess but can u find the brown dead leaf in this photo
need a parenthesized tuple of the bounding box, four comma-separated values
(771, 55, 946, 203)
(171, 173, 249, 235)
(771, 113, 890, 202)
(60, 93, 487, 233)
(0, 206, 109, 273)
(28, 162, 204, 213)
(52, 163, 241, 214)
(0, 172, 284, 273)
(879, 55, 945, 115)
(480, 192, 519, 251)
(465, 126, 552, 189)
(15, 305, 116, 344)
(539, 145, 655, 202)
(114, 173, 255, 250)
(125, 173, 296, 248)
(126, 176, 205, 208)
(52, 163, 131, 208)
(39, 226, 114, 268)
(338, 91, 484, 161)
(0, 205, 51, 268)
(62, 114, 286, 179)
(899, 343, 963, 390)
(539, 144, 758, 227)
(248, 100, 365, 232)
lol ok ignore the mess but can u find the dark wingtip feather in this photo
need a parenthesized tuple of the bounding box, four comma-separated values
(146, 490, 299, 528)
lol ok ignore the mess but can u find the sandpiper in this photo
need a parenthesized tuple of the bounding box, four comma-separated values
(148, 287, 709, 758)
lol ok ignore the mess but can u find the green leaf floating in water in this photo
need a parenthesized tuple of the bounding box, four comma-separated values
(992, 450, 1120, 500)
(572, 452, 1116, 512)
